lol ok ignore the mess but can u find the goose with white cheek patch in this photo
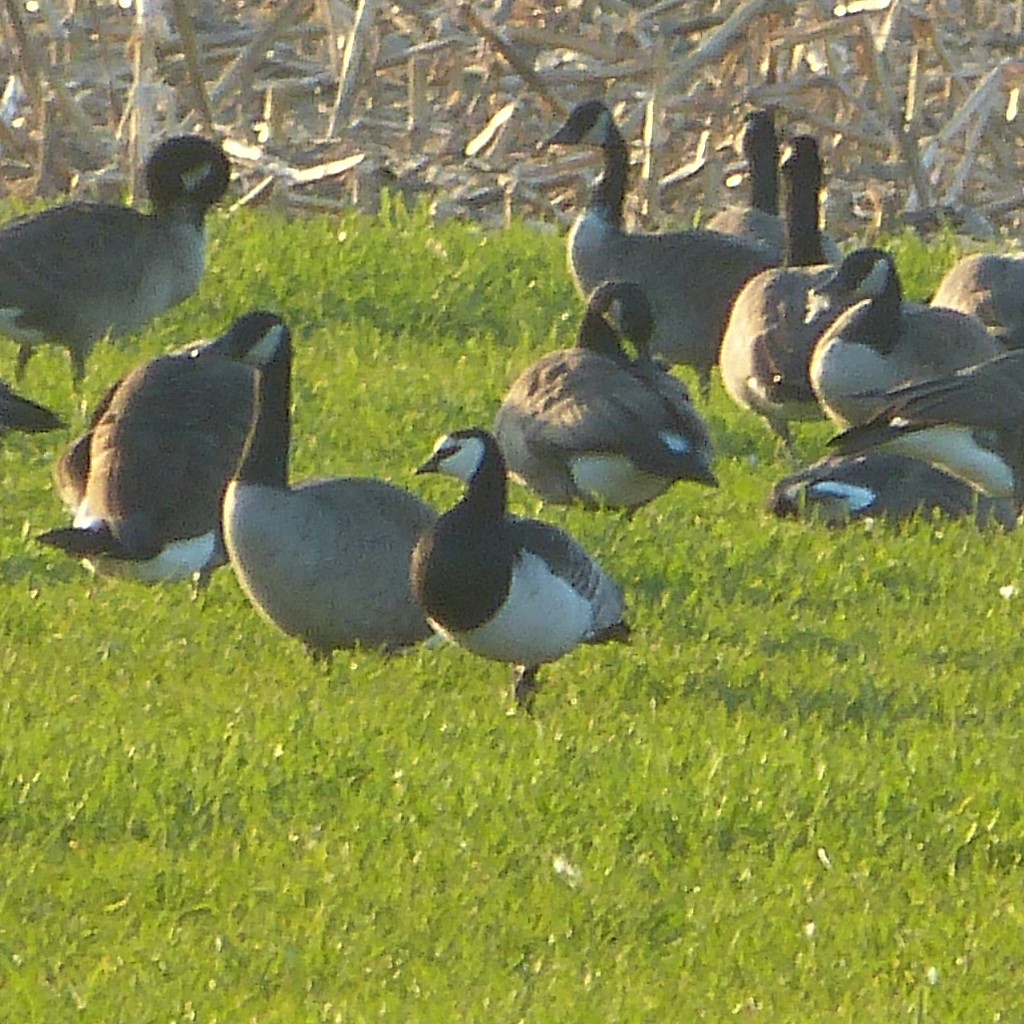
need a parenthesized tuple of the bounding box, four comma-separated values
(768, 451, 1017, 529)
(808, 247, 1002, 429)
(0, 135, 230, 384)
(37, 310, 284, 591)
(222, 319, 436, 658)
(0, 379, 63, 434)
(545, 99, 775, 396)
(410, 428, 629, 713)
(494, 280, 717, 510)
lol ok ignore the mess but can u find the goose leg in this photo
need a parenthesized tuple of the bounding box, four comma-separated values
(15, 343, 32, 382)
(514, 665, 540, 714)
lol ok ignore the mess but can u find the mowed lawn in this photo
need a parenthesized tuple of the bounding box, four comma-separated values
(1, 203, 1022, 1022)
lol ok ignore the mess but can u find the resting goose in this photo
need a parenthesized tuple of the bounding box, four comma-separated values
(930, 252, 1024, 351)
(768, 451, 1017, 529)
(0, 379, 62, 434)
(719, 135, 850, 450)
(222, 319, 435, 658)
(410, 428, 629, 712)
(493, 280, 717, 510)
(0, 135, 230, 383)
(545, 99, 776, 395)
(808, 248, 1002, 428)
(37, 310, 282, 588)
(827, 348, 1024, 502)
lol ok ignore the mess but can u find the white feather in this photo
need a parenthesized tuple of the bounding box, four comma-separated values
(432, 550, 597, 666)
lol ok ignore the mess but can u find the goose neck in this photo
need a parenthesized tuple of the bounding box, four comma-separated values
(858, 276, 903, 355)
(235, 343, 292, 488)
(783, 181, 826, 267)
(749, 147, 780, 217)
(589, 131, 628, 227)
(461, 442, 509, 523)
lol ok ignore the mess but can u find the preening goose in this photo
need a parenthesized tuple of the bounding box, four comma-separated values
(545, 99, 776, 394)
(930, 252, 1024, 351)
(808, 248, 1002, 428)
(0, 380, 63, 434)
(719, 135, 849, 450)
(222, 320, 435, 658)
(410, 428, 629, 713)
(493, 280, 717, 510)
(0, 135, 230, 383)
(37, 310, 283, 588)
(706, 109, 784, 258)
(768, 451, 1017, 529)
(827, 348, 1024, 502)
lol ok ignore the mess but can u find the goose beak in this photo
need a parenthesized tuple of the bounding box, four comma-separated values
(696, 465, 719, 488)
(416, 453, 442, 475)
(544, 123, 575, 147)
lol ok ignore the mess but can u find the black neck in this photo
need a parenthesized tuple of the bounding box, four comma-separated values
(578, 307, 628, 362)
(749, 145, 779, 217)
(589, 127, 629, 227)
(461, 436, 508, 523)
(859, 269, 903, 355)
(783, 173, 826, 267)
(234, 338, 292, 487)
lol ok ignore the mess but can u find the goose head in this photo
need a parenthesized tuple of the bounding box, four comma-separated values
(146, 136, 231, 214)
(200, 310, 289, 366)
(546, 100, 619, 148)
(417, 429, 495, 484)
(579, 280, 654, 361)
(806, 247, 897, 322)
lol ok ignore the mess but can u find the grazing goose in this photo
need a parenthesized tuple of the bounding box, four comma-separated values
(37, 310, 283, 588)
(493, 280, 717, 510)
(0, 379, 63, 434)
(410, 428, 629, 712)
(768, 451, 1017, 529)
(827, 348, 1024, 502)
(930, 252, 1024, 351)
(222, 320, 435, 658)
(719, 135, 851, 451)
(808, 248, 1002, 428)
(545, 99, 776, 395)
(0, 135, 230, 383)
(706, 109, 784, 258)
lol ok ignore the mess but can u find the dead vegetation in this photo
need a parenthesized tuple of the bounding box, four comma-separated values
(1, 0, 1024, 242)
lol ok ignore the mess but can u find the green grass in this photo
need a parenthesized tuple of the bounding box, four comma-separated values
(1, 202, 1022, 1022)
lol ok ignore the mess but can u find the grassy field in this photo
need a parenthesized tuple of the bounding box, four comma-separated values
(1, 202, 1022, 1022)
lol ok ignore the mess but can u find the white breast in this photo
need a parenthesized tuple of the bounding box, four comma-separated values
(434, 550, 597, 667)
(570, 453, 668, 508)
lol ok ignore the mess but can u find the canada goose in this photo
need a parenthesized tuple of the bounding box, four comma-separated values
(768, 451, 1017, 529)
(545, 99, 776, 394)
(37, 310, 283, 587)
(827, 348, 1024, 501)
(410, 428, 629, 712)
(808, 248, 1002, 428)
(719, 135, 851, 450)
(493, 280, 717, 510)
(930, 252, 1024, 351)
(0, 379, 63, 434)
(706, 109, 784, 258)
(0, 135, 230, 384)
(222, 320, 436, 658)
